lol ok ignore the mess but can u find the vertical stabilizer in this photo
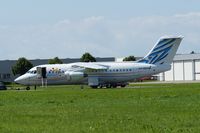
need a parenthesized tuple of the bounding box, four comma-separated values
(138, 36, 183, 65)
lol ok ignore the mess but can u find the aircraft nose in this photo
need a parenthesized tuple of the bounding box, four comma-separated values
(14, 77, 20, 83)
(14, 74, 29, 85)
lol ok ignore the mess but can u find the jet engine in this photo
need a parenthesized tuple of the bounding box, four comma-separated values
(64, 71, 87, 81)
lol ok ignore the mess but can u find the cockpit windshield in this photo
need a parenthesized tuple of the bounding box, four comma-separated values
(27, 70, 37, 74)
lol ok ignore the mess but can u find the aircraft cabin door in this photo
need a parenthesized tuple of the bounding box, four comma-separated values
(37, 67, 47, 87)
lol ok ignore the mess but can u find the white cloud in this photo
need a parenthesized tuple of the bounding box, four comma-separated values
(174, 12, 200, 18)
(83, 16, 105, 23)
(1, 12, 200, 60)
(55, 19, 71, 28)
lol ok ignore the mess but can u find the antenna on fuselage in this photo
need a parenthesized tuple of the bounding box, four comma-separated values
(37, 67, 47, 87)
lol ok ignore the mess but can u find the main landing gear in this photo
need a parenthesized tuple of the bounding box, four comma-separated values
(26, 86, 30, 90)
(90, 83, 128, 89)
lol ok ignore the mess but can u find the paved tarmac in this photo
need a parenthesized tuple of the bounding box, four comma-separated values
(130, 80, 200, 84)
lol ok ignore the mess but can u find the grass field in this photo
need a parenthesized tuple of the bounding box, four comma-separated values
(0, 83, 200, 133)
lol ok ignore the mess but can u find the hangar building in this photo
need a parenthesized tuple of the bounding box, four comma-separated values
(159, 53, 200, 81)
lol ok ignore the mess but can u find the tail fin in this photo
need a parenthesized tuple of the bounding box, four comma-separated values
(138, 35, 183, 65)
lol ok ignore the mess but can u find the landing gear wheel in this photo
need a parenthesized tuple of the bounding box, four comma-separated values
(26, 86, 30, 90)
(112, 84, 117, 88)
(121, 85, 126, 88)
(106, 84, 111, 88)
(91, 86, 98, 89)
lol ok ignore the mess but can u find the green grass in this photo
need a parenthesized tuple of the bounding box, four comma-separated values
(0, 83, 200, 133)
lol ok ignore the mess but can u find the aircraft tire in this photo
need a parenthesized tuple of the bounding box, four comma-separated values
(91, 86, 98, 89)
(121, 85, 126, 88)
(112, 84, 117, 88)
(26, 86, 30, 90)
(106, 84, 111, 88)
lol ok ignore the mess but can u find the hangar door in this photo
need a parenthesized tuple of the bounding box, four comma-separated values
(184, 61, 192, 80)
(165, 65, 173, 81)
(195, 60, 200, 80)
(174, 61, 183, 81)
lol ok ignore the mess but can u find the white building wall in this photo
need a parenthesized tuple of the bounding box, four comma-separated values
(115, 58, 124, 62)
(174, 61, 184, 81)
(159, 73, 165, 81)
(184, 61, 193, 80)
(164, 64, 174, 81)
(162, 59, 200, 81)
(195, 60, 200, 80)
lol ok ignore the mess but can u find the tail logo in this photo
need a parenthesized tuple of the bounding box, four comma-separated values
(139, 39, 176, 64)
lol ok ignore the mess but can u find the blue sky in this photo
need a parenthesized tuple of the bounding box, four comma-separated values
(1, 0, 200, 59)
(1, 0, 199, 24)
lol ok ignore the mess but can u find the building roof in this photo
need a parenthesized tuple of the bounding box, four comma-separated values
(174, 54, 200, 61)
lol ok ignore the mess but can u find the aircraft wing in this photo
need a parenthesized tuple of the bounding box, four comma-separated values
(72, 63, 109, 70)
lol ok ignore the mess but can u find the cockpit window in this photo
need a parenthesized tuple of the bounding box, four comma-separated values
(27, 70, 37, 74)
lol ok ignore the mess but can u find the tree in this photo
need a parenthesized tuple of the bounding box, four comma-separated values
(190, 51, 195, 54)
(80, 52, 96, 62)
(48, 57, 63, 64)
(123, 56, 136, 61)
(12, 57, 33, 76)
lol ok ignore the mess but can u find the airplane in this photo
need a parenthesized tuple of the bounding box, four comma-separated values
(14, 35, 183, 89)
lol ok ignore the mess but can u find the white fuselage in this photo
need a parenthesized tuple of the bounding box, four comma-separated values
(14, 35, 183, 87)
(15, 62, 170, 86)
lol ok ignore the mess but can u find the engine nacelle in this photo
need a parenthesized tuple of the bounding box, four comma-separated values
(64, 71, 87, 81)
